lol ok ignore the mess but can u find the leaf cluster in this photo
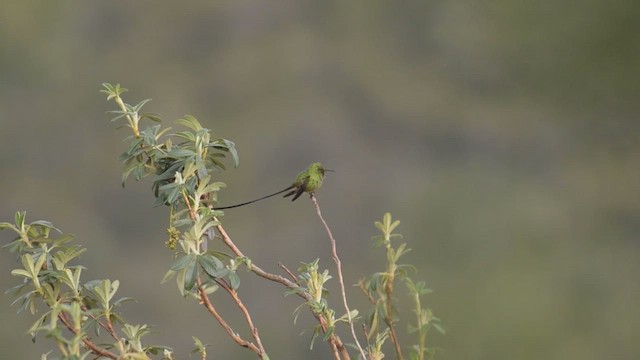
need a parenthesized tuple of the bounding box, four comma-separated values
(359, 213, 444, 360)
(3, 84, 445, 360)
(102, 83, 244, 296)
(1, 212, 172, 360)
(287, 259, 358, 350)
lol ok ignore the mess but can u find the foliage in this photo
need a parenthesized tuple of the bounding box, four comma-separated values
(1, 212, 172, 360)
(360, 213, 444, 360)
(1, 84, 442, 359)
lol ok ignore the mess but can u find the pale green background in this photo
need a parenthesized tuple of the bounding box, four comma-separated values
(1, 1, 638, 359)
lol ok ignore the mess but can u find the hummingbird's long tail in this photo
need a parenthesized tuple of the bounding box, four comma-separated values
(213, 185, 295, 210)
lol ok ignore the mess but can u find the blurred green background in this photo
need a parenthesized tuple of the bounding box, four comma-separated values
(1, 1, 638, 359)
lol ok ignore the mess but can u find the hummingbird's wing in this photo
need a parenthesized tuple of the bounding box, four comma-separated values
(289, 177, 308, 201)
(282, 182, 300, 198)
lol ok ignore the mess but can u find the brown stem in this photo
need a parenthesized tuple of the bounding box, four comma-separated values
(387, 322, 403, 360)
(58, 312, 118, 359)
(311, 195, 367, 360)
(278, 262, 299, 284)
(359, 280, 403, 357)
(362, 324, 373, 360)
(384, 253, 404, 359)
(197, 277, 263, 356)
(214, 221, 351, 359)
(215, 279, 267, 356)
(215, 222, 299, 289)
(359, 281, 377, 306)
(80, 304, 119, 341)
(182, 191, 196, 221)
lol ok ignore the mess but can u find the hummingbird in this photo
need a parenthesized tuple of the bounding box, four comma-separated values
(213, 162, 333, 210)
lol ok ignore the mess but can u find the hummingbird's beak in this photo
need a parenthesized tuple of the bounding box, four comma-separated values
(325, 169, 335, 172)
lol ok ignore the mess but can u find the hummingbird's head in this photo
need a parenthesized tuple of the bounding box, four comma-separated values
(310, 162, 334, 175)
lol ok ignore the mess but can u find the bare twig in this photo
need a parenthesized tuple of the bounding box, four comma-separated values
(358, 281, 377, 305)
(385, 307, 403, 360)
(58, 311, 118, 359)
(362, 324, 372, 360)
(80, 304, 119, 341)
(214, 221, 351, 360)
(359, 279, 403, 357)
(214, 279, 267, 356)
(278, 262, 299, 283)
(197, 277, 263, 356)
(181, 190, 196, 221)
(214, 222, 301, 289)
(311, 194, 367, 360)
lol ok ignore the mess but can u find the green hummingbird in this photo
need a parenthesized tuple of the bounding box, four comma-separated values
(214, 162, 333, 210)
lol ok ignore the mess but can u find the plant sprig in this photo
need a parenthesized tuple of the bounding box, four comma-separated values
(1, 212, 171, 360)
(360, 213, 444, 360)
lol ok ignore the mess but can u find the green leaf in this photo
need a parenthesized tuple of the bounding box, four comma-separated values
(198, 254, 224, 278)
(172, 131, 196, 142)
(218, 139, 239, 168)
(130, 98, 151, 113)
(184, 261, 198, 291)
(112, 297, 135, 307)
(228, 271, 240, 290)
(176, 115, 203, 131)
(15, 211, 26, 229)
(142, 112, 162, 123)
(0, 221, 15, 231)
(10, 269, 31, 278)
(167, 149, 196, 158)
(101, 83, 127, 99)
(27, 312, 50, 339)
(51, 233, 76, 247)
(170, 254, 196, 271)
(161, 269, 176, 284)
(433, 322, 446, 334)
(30, 220, 62, 233)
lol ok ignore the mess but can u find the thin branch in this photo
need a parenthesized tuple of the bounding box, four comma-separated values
(362, 324, 373, 360)
(214, 222, 299, 289)
(387, 320, 403, 360)
(383, 239, 404, 359)
(359, 278, 403, 357)
(311, 194, 367, 360)
(278, 262, 299, 284)
(358, 281, 377, 305)
(214, 279, 267, 356)
(385, 308, 403, 360)
(58, 312, 118, 359)
(197, 277, 263, 356)
(81, 304, 119, 341)
(181, 190, 196, 221)
(214, 222, 351, 359)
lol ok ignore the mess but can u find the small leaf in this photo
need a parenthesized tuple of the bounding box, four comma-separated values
(222, 139, 239, 168)
(184, 262, 198, 291)
(30, 220, 62, 233)
(433, 322, 446, 334)
(228, 272, 241, 290)
(161, 269, 176, 284)
(198, 254, 224, 278)
(142, 113, 162, 122)
(10, 269, 31, 279)
(15, 211, 26, 229)
(170, 254, 196, 271)
(176, 115, 203, 131)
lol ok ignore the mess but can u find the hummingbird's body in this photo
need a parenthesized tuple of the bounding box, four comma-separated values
(282, 162, 328, 201)
(214, 162, 332, 210)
